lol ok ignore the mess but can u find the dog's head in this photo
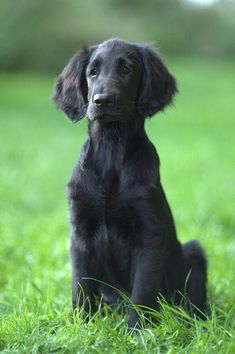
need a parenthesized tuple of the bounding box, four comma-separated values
(53, 39, 177, 123)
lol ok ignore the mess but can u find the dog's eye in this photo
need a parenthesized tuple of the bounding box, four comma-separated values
(122, 65, 131, 75)
(90, 68, 98, 77)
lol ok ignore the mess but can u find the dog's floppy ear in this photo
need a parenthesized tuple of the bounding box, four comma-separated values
(137, 45, 177, 118)
(53, 47, 94, 122)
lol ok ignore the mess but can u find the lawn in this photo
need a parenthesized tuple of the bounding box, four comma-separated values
(0, 58, 235, 353)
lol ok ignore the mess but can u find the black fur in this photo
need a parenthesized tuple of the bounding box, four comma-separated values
(53, 39, 207, 328)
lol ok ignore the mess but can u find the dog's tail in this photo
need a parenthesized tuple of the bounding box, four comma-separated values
(183, 240, 207, 317)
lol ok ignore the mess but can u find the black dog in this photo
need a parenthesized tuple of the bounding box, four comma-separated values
(53, 39, 207, 328)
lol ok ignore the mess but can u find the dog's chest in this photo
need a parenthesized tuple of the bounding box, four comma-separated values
(74, 136, 147, 245)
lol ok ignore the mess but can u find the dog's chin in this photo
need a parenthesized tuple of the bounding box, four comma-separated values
(89, 114, 121, 124)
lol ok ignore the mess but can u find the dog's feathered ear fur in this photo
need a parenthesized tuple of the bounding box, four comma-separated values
(137, 45, 177, 118)
(53, 47, 94, 122)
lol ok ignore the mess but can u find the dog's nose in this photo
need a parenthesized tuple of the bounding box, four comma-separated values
(93, 94, 115, 108)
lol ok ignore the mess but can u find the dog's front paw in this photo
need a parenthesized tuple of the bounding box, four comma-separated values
(128, 309, 140, 330)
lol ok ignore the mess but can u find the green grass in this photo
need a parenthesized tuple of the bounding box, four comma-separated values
(0, 59, 235, 353)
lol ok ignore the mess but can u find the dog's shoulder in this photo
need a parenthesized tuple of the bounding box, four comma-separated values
(67, 139, 90, 191)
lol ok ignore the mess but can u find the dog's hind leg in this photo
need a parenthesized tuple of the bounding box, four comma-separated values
(182, 240, 207, 318)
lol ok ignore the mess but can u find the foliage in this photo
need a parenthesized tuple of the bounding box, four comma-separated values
(0, 59, 235, 352)
(0, 0, 235, 72)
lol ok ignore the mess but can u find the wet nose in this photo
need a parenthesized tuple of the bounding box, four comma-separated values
(93, 93, 115, 108)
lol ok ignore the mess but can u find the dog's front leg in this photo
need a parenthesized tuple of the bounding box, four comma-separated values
(71, 236, 101, 316)
(128, 245, 165, 329)
(68, 181, 104, 317)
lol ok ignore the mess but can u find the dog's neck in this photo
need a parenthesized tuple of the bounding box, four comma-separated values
(88, 118, 145, 148)
(88, 118, 146, 180)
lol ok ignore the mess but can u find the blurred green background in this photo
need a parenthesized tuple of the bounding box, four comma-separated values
(0, 0, 235, 352)
(1, 0, 235, 72)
